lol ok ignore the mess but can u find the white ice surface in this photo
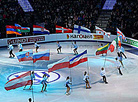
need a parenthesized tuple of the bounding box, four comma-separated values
(0, 42, 138, 102)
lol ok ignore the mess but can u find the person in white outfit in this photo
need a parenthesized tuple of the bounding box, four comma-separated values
(115, 58, 123, 75)
(34, 41, 40, 53)
(100, 68, 108, 84)
(8, 43, 15, 58)
(83, 71, 91, 89)
(18, 42, 23, 52)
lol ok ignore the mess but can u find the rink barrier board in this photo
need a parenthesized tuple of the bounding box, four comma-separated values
(0, 33, 138, 49)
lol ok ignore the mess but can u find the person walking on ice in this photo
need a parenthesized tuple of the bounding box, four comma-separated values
(41, 74, 49, 92)
(18, 42, 23, 52)
(57, 41, 62, 54)
(34, 41, 40, 53)
(72, 41, 78, 55)
(100, 68, 108, 84)
(115, 58, 123, 75)
(65, 76, 72, 95)
(83, 71, 91, 89)
(117, 51, 127, 68)
(8, 42, 15, 58)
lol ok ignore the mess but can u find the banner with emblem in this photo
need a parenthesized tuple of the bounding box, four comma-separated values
(15, 50, 33, 62)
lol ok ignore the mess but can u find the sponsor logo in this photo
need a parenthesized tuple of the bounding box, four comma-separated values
(7, 36, 45, 44)
(7, 70, 60, 85)
(67, 34, 93, 39)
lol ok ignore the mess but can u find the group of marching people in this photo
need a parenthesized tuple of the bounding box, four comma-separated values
(7, 41, 127, 95)
(8, 41, 78, 58)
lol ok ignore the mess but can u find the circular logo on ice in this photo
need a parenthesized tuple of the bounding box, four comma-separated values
(7, 70, 60, 85)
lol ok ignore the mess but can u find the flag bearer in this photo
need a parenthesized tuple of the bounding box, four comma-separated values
(57, 41, 62, 54)
(72, 41, 78, 55)
(8, 42, 15, 58)
(83, 71, 91, 89)
(65, 76, 72, 95)
(100, 68, 108, 84)
(34, 41, 40, 53)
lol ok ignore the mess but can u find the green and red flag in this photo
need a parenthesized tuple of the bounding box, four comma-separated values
(108, 38, 117, 52)
(96, 43, 109, 55)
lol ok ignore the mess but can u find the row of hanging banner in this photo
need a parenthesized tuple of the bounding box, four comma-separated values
(6, 23, 126, 43)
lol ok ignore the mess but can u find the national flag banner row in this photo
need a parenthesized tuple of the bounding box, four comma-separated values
(33, 50, 50, 63)
(96, 43, 109, 55)
(33, 25, 50, 34)
(15, 49, 50, 63)
(6, 25, 22, 35)
(5, 71, 31, 91)
(73, 25, 91, 34)
(56, 25, 72, 33)
(48, 50, 88, 72)
(48, 57, 69, 73)
(117, 28, 127, 41)
(69, 50, 87, 68)
(95, 26, 110, 38)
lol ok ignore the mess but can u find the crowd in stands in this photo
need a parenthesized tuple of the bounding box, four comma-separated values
(107, 0, 138, 39)
(0, 0, 105, 38)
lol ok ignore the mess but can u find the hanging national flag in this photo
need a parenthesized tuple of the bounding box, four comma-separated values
(15, 50, 33, 62)
(117, 28, 126, 41)
(69, 50, 87, 68)
(15, 24, 30, 33)
(33, 25, 50, 34)
(56, 25, 72, 33)
(108, 38, 117, 52)
(117, 35, 121, 48)
(73, 25, 91, 34)
(5, 71, 31, 91)
(6, 25, 22, 35)
(48, 57, 69, 73)
(96, 43, 109, 55)
(33, 50, 50, 63)
(95, 26, 110, 38)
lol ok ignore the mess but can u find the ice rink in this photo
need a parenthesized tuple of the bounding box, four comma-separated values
(0, 41, 138, 102)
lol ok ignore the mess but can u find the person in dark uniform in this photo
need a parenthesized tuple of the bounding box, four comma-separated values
(8, 42, 15, 58)
(57, 41, 62, 54)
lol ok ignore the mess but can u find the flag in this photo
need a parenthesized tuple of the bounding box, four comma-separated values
(96, 43, 109, 55)
(48, 57, 69, 72)
(69, 50, 87, 68)
(33, 50, 50, 63)
(15, 50, 33, 62)
(56, 25, 72, 33)
(117, 28, 126, 41)
(5, 71, 31, 91)
(73, 25, 91, 34)
(95, 26, 110, 38)
(108, 38, 117, 52)
(33, 25, 50, 34)
(6, 25, 22, 35)
(15, 24, 30, 33)
(117, 35, 121, 48)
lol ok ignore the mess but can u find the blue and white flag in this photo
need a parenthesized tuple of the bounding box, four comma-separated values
(73, 25, 91, 34)
(69, 50, 87, 68)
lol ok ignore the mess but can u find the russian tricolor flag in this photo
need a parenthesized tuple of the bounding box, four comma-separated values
(15, 50, 33, 62)
(33, 25, 50, 34)
(69, 50, 88, 68)
(33, 50, 50, 63)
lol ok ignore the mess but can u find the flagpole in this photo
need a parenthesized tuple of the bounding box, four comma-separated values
(69, 56, 73, 93)
(32, 59, 35, 102)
